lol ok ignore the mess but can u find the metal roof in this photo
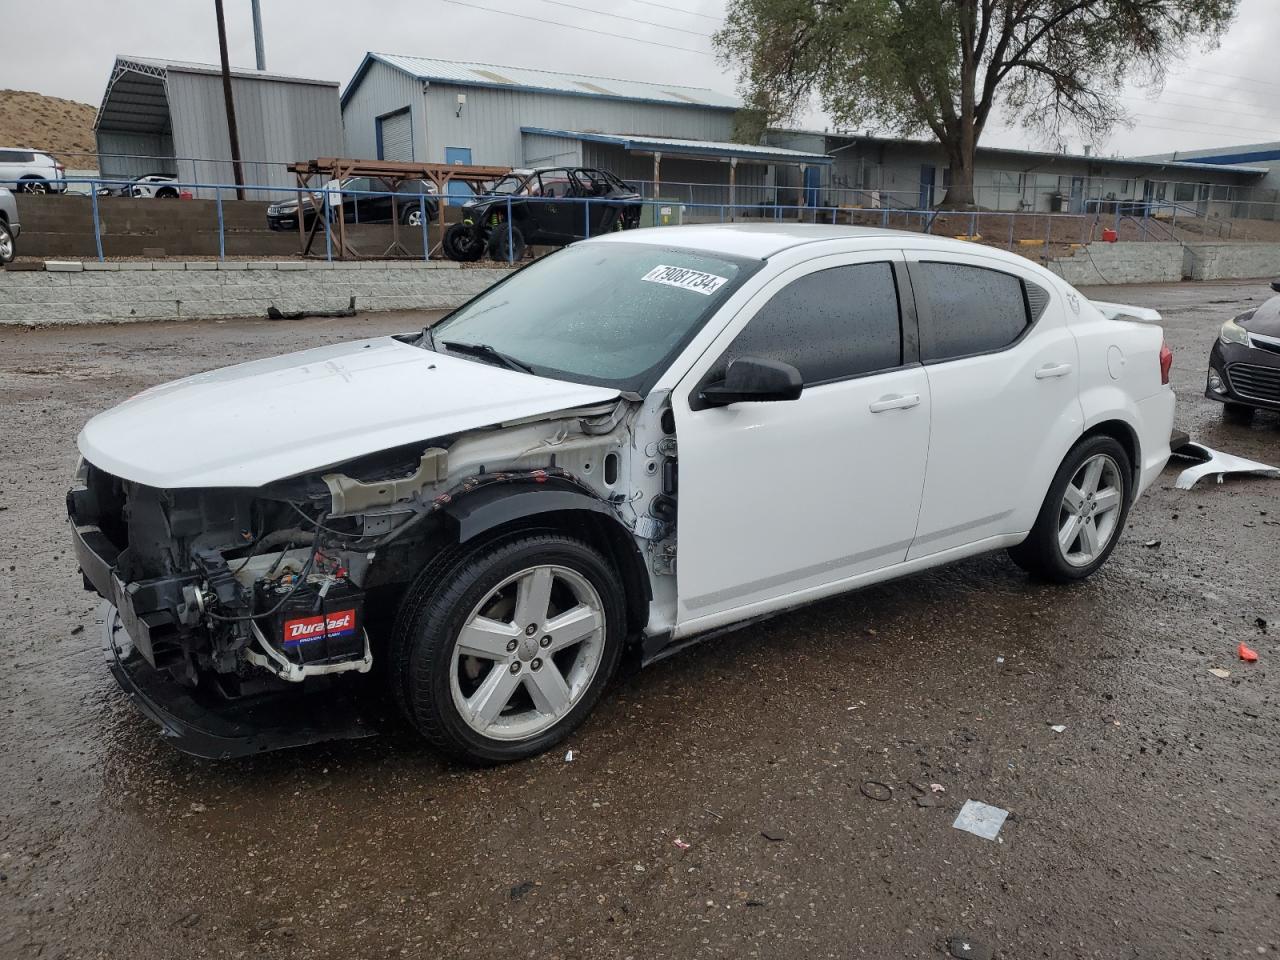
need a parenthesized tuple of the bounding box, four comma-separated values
(818, 132, 1268, 176)
(346, 53, 741, 110)
(96, 56, 339, 133)
(522, 128, 832, 165)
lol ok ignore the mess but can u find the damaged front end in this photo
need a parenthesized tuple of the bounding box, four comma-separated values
(68, 394, 649, 758)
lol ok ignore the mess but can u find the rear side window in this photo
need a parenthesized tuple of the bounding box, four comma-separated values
(913, 262, 1031, 361)
(0, 150, 34, 163)
(711, 262, 903, 385)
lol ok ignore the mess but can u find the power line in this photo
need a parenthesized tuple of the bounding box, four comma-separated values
(625, 0, 724, 21)
(441, 0, 714, 55)
(536, 0, 715, 37)
(1118, 93, 1280, 126)
(1183, 65, 1280, 90)
(1130, 110, 1280, 139)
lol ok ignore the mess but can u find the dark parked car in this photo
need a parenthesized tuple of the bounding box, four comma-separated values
(1206, 279, 1280, 419)
(267, 178, 438, 231)
(443, 166, 641, 262)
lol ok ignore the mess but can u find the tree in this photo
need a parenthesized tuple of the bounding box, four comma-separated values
(715, 0, 1239, 207)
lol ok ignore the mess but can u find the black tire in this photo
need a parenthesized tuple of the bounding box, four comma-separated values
(0, 220, 14, 265)
(17, 178, 47, 195)
(1223, 401, 1256, 423)
(1007, 435, 1133, 583)
(442, 222, 485, 262)
(401, 204, 425, 227)
(156, 187, 179, 199)
(391, 532, 626, 764)
(487, 223, 526, 262)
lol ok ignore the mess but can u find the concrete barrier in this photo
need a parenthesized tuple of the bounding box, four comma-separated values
(0, 260, 513, 326)
(1048, 240, 1280, 285)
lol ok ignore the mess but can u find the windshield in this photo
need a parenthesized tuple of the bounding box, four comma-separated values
(486, 174, 527, 195)
(426, 242, 760, 393)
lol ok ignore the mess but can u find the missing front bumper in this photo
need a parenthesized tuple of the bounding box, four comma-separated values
(102, 603, 378, 759)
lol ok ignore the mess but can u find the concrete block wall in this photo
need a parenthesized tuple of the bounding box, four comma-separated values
(1045, 242, 1185, 285)
(1049, 240, 1280, 285)
(1183, 242, 1280, 281)
(0, 261, 513, 326)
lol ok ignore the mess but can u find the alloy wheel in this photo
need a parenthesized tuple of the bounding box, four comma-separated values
(406, 208, 423, 227)
(0, 229, 12, 261)
(449, 564, 606, 741)
(20, 180, 47, 195)
(1057, 453, 1124, 566)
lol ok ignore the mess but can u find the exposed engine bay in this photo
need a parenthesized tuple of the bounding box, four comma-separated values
(68, 393, 678, 707)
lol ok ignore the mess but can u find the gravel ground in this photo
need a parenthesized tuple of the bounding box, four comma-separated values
(1, 282, 1278, 960)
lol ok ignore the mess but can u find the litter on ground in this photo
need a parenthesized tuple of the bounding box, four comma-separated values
(564, 750, 575, 762)
(1050, 724, 1067, 733)
(952, 800, 1009, 841)
(1171, 442, 1280, 490)
(1209, 668, 1232, 679)
(1239, 643, 1259, 663)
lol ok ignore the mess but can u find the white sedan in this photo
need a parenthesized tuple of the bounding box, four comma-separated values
(68, 224, 1175, 763)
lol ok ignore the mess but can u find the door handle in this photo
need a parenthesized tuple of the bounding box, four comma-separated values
(868, 393, 921, 413)
(1035, 362, 1073, 379)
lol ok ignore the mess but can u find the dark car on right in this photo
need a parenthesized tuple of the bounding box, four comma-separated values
(1206, 279, 1280, 420)
(443, 166, 641, 261)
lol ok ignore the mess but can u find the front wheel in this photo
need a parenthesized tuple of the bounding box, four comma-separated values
(392, 533, 625, 764)
(1007, 435, 1132, 582)
(0, 221, 13, 264)
(442, 222, 485, 262)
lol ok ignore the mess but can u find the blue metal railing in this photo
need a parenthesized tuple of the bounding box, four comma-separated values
(0, 175, 1210, 266)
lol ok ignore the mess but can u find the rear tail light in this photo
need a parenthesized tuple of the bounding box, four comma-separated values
(1159, 341, 1173, 385)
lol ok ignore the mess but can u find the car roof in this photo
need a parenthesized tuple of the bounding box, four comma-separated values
(583, 222, 1048, 270)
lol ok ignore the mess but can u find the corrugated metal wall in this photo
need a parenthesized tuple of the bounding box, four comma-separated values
(521, 132, 582, 167)
(582, 142, 766, 207)
(341, 60, 426, 162)
(166, 70, 343, 199)
(96, 131, 176, 180)
(419, 83, 736, 166)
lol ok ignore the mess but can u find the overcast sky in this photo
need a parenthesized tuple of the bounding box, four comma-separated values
(3, 0, 1278, 157)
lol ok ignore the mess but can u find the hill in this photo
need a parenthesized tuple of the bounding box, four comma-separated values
(0, 89, 97, 166)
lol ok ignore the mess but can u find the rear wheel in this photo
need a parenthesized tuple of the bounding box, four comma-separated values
(392, 533, 625, 764)
(487, 224, 526, 262)
(155, 187, 179, 199)
(0, 221, 13, 264)
(402, 205, 424, 228)
(1008, 435, 1132, 582)
(17, 178, 47, 195)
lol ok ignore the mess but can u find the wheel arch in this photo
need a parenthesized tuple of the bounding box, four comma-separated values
(1080, 416, 1140, 492)
(442, 483, 651, 637)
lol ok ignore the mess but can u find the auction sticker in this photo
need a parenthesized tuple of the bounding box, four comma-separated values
(641, 264, 728, 295)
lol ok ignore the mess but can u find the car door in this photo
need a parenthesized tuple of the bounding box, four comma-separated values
(531, 169, 580, 243)
(672, 251, 932, 631)
(903, 251, 1083, 560)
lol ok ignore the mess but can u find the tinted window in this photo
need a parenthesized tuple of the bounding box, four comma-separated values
(712, 262, 902, 385)
(0, 150, 34, 163)
(914, 262, 1030, 361)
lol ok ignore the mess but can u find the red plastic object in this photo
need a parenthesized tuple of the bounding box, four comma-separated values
(1159, 341, 1173, 385)
(1101, 227, 1118, 242)
(180, 190, 194, 200)
(1239, 643, 1259, 663)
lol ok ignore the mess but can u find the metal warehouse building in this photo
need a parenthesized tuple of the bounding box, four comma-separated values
(340, 54, 829, 204)
(94, 55, 345, 197)
(767, 129, 1269, 215)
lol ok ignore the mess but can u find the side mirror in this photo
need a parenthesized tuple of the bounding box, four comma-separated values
(699, 357, 803, 407)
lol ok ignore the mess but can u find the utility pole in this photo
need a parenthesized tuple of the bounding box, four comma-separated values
(214, 0, 246, 200)
(250, 0, 266, 70)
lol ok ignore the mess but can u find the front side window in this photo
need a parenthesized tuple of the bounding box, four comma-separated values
(709, 262, 903, 386)
(913, 262, 1031, 362)
(427, 242, 760, 393)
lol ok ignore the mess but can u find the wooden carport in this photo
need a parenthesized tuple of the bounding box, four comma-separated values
(288, 158, 512, 259)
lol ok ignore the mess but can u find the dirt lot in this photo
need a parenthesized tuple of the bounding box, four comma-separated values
(1, 282, 1278, 960)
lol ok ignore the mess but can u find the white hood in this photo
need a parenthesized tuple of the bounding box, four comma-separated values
(78, 337, 620, 488)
